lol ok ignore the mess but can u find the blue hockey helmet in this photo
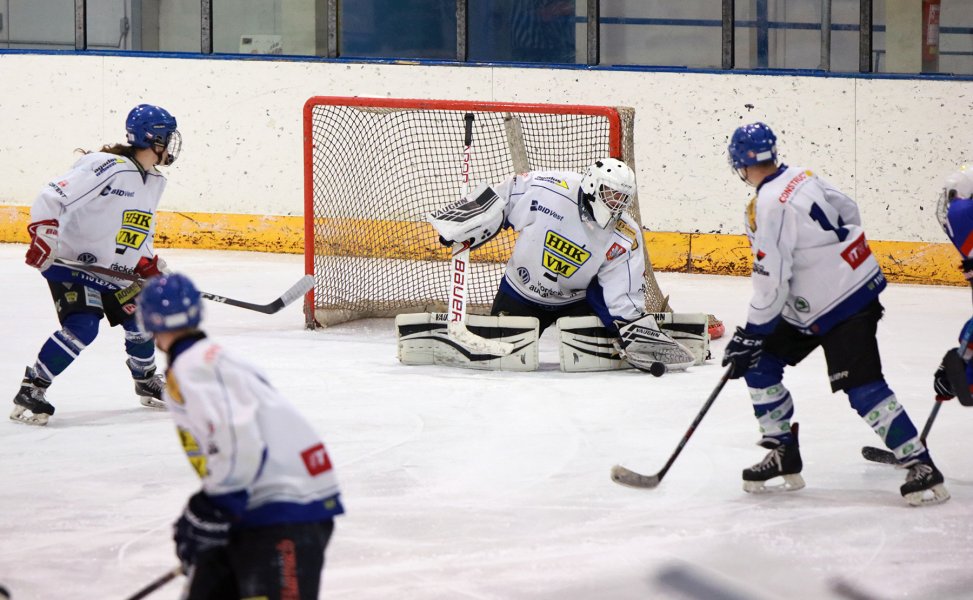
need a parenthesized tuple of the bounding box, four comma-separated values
(728, 122, 778, 171)
(136, 273, 203, 333)
(126, 104, 178, 149)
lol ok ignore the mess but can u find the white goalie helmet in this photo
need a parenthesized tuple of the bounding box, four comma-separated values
(579, 158, 637, 228)
(937, 165, 973, 234)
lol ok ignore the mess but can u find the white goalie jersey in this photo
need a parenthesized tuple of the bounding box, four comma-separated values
(165, 336, 344, 526)
(744, 165, 886, 335)
(30, 151, 166, 284)
(495, 171, 646, 323)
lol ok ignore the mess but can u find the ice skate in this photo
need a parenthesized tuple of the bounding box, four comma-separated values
(900, 456, 950, 507)
(130, 360, 166, 409)
(10, 366, 54, 426)
(742, 423, 805, 493)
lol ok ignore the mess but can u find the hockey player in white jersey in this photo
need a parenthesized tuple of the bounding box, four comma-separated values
(724, 122, 948, 506)
(136, 273, 344, 599)
(430, 158, 696, 371)
(11, 104, 181, 426)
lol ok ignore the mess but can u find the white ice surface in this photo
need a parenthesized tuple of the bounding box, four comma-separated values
(1, 244, 971, 600)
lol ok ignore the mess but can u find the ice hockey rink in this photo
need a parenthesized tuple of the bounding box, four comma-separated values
(1, 243, 972, 600)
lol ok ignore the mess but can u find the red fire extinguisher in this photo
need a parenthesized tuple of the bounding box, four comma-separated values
(922, 0, 941, 72)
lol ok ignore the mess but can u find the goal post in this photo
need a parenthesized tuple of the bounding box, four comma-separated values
(302, 96, 669, 329)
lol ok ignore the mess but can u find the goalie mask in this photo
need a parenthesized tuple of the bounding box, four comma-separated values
(126, 104, 181, 166)
(936, 165, 973, 239)
(136, 273, 203, 333)
(579, 158, 637, 229)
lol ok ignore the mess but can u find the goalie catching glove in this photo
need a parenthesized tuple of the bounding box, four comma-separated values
(617, 314, 696, 372)
(428, 184, 507, 250)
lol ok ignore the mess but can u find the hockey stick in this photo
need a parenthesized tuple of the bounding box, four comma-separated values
(442, 113, 513, 356)
(611, 366, 732, 488)
(861, 400, 943, 465)
(52, 259, 313, 315)
(124, 566, 183, 600)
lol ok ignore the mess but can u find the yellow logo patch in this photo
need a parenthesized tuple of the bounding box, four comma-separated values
(543, 231, 590, 277)
(116, 210, 153, 250)
(178, 427, 207, 478)
(614, 220, 640, 250)
(746, 196, 758, 233)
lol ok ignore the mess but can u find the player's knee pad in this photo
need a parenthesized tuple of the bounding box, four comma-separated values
(847, 380, 895, 416)
(62, 312, 101, 346)
(743, 352, 787, 389)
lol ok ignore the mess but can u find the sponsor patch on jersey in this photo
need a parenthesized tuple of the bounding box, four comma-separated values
(840, 233, 872, 269)
(543, 231, 590, 278)
(606, 242, 626, 261)
(116, 210, 153, 250)
(93, 157, 125, 177)
(778, 170, 812, 204)
(64, 291, 78, 304)
(114, 281, 142, 306)
(178, 427, 208, 478)
(614, 219, 640, 250)
(794, 297, 810, 312)
(755, 249, 766, 261)
(165, 375, 185, 405)
(747, 197, 758, 232)
(517, 266, 530, 284)
(47, 182, 68, 198)
(529, 199, 564, 221)
(100, 185, 135, 198)
(301, 443, 334, 476)
(752, 263, 769, 276)
(535, 176, 569, 189)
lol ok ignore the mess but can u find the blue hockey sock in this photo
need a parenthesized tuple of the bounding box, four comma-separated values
(848, 381, 923, 460)
(34, 313, 100, 380)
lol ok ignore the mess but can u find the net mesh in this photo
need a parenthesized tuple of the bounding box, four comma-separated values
(304, 99, 668, 328)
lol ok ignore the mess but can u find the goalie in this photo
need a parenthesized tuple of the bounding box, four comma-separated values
(425, 158, 700, 373)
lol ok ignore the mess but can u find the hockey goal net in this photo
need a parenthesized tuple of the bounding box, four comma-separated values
(303, 96, 670, 329)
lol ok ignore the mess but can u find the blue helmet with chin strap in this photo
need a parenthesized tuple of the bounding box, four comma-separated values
(126, 104, 178, 149)
(728, 122, 778, 170)
(136, 273, 203, 333)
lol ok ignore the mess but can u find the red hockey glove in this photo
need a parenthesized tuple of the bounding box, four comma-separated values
(25, 219, 59, 271)
(135, 255, 169, 278)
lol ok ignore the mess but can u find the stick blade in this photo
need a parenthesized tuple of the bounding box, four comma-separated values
(861, 446, 898, 465)
(280, 275, 315, 307)
(610, 464, 662, 489)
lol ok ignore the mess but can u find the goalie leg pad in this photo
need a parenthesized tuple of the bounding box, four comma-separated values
(556, 316, 628, 372)
(619, 314, 696, 372)
(646, 312, 711, 365)
(396, 313, 539, 372)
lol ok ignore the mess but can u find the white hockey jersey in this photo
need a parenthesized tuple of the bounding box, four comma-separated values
(494, 171, 646, 323)
(165, 335, 343, 527)
(744, 164, 886, 335)
(31, 151, 166, 285)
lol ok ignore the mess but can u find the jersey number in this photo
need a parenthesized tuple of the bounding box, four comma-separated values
(809, 203, 849, 242)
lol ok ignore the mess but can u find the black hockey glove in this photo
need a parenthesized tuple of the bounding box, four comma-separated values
(961, 258, 973, 285)
(933, 360, 955, 400)
(722, 327, 765, 379)
(173, 492, 233, 569)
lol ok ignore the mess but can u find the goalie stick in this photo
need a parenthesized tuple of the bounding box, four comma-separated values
(53, 259, 313, 315)
(611, 366, 732, 489)
(861, 400, 943, 465)
(439, 113, 513, 356)
(124, 566, 183, 600)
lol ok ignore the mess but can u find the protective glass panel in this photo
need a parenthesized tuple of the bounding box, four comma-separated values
(599, 1, 721, 68)
(734, 0, 860, 72)
(873, 0, 973, 74)
(97, 0, 201, 52)
(469, 0, 579, 63)
(214, 0, 326, 56)
(1, 0, 73, 49)
(340, 0, 456, 59)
